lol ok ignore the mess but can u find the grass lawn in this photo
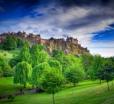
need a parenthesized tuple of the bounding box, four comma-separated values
(0, 77, 114, 104)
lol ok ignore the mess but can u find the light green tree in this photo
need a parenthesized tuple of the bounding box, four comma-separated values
(41, 68, 64, 104)
(48, 59, 62, 72)
(14, 61, 32, 88)
(19, 44, 31, 63)
(31, 44, 48, 66)
(31, 62, 50, 88)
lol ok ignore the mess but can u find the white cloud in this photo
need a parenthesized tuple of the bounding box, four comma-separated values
(0, 4, 114, 57)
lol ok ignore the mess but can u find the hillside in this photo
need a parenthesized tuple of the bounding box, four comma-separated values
(0, 77, 114, 104)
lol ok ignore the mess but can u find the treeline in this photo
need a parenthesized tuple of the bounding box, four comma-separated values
(0, 35, 27, 50)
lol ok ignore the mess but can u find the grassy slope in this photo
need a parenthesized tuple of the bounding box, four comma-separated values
(0, 78, 114, 104)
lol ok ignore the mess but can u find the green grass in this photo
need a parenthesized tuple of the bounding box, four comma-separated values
(0, 77, 114, 104)
(0, 77, 21, 95)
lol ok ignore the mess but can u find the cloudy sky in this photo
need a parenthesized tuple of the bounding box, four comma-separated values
(0, 0, 114, 57)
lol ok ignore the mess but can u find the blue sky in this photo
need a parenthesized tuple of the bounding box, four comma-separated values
(0, 0, 114, 57)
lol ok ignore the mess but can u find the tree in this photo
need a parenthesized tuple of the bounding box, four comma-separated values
(87, 55, 103, 80)
(48, 59, 62, 72)
(41, 69, 64, 104)
(65, 66, 85, 86)
(0, 55, 6, 77)
(9, 56, 20, 68)
(97, 60, 114, 91)
(18, 44, 31, 63)
(17, 38, 25, 48)
(31, 44, 48, 67)
(81, 54, 93, 78)
(52, 50, 64, 63)
(14, 61, 32, 88)
(3, 35, 17, 50)
(31, 62, 50, 88)
(0, 54, 13, 77)
(2, 65, 13, 77)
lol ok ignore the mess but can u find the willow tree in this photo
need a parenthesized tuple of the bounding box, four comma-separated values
(14, 61, 32, 88)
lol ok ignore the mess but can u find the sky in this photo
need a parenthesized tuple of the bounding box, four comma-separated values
(0, 0, 114, 57)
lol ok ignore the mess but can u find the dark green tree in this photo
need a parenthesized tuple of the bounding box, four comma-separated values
(65, 66, 85, 86)
(87, 55, 103, 80)
(97, 60, 114, 90)
(3, 36, 17, 50)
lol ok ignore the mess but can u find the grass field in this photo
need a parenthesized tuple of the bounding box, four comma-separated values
(0, 77, 114, 104)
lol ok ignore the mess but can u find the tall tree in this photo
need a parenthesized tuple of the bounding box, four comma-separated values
(14, 61, 32, 88)
(19, 43, 31, 63)
(31, 44, 48, 67)
(41, 69, 64, 104)
(87, 55, 103, 80)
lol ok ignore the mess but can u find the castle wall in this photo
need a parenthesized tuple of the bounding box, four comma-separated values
(0, 32, 89, 55)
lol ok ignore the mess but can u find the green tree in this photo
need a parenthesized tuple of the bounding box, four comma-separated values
(41, 69, 64, 104)
(65, 66, 85, 86)
(0, 54, 13, 77)
(97, 60, 114, 90)
(9, 56, 20, 68)
(48, 59, 62, 72)
(81, 54, 93, 78)
(52, 50, 64, 63)
(31, 62, 50, 88)
(31, 44, 48, 67)
(17, 38, 24, 48)
(87, 55, 103, 80)
(14, 61, 32, 88)
(18, 44, 31, 63)
(3, 35, 17, 50)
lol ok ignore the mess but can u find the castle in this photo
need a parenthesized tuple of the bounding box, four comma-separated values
(0, 32, 89, 55)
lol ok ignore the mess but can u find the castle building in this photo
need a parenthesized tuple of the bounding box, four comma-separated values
(0, 32, 89, 55)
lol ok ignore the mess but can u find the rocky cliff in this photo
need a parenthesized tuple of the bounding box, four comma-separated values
(0, 32, 89, 55)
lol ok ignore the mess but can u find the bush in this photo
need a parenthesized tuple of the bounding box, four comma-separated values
(8, 95, 15, 102)
(2, 65, 14, 77)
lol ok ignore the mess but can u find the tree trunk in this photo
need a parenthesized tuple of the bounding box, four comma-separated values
(24, 83, 26, 88)
(112, 80, 113, 86)
(100, 80, 102, 84)
(73, 83, 76, 87)
(52, 92, 55, 104)
(107, 81, 110, 91)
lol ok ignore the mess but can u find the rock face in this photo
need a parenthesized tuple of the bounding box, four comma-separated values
(0, 32, 89, 55)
